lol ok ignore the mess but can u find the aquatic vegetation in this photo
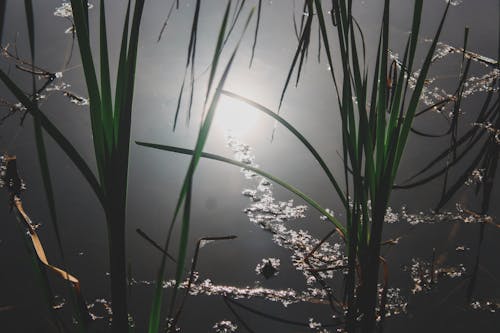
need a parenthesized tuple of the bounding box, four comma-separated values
(1, 0, 499, 332)
(405, 258, 466, 294)
(138, 0, 453, 330)
(213, 320, 238, 333)
(0, 0, 147, 331)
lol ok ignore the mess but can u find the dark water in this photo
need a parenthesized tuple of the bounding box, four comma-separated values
(0, 0, 499, 332)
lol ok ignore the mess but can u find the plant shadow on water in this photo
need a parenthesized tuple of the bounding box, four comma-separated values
(0, 1, 499, 332)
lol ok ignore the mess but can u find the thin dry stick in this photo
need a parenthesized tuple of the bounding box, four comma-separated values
(0, 154, 89, 320)
(136, 228, 176, 262)
(463, 208, 500, 229)
(170, 235, 237, 331)
(303, 228, 344, 315)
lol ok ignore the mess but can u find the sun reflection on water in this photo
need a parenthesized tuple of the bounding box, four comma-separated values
(214, 96, 262, 137)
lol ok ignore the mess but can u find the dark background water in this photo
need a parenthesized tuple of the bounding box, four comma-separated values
(0, 0, 499, 332)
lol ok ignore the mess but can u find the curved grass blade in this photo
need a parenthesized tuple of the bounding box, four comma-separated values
(221, 89, 347, 207)
(136, 141, 346, 237)
(0, 69, 104, 205)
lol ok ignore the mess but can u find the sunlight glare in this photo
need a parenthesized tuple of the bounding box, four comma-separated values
(214, 96, 261, 136)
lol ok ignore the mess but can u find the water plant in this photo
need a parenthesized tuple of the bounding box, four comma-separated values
(138, 0, 451, 331)
(2, 0, 498, 331)
(0, 0, 146, 331)
(1, 0, 257, 331)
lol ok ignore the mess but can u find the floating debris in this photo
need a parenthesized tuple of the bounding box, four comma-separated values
(46, 82, 71, 92)
(0, 155, 7, 188)
(213, 320, 238, 333)
(389, 43, 500, 109)
(455, 245, 470, 252)
(87, 298, 112, 322)
(166, 318, 181, 332)
(226, 135, 346, 284)
(309, 318, 323, 330)
(470, 300, 499, 313)
(226, 135, 258, 178)
(52, 295, 66, 310)
(256, 258, 280, 279)
(63, 91, 89, 106)
(383, 204, 494, 226)
(377, 287, 408, 318)
(131, 276, 329, 307)
(465, 168, 486, 185)
(188, 279, 328, 307)
(239, 169, 308, 226)
(242, 189, 259, 201)
(54, 2, 93, 19)
(473, 122, 500, 144)
(64, 26, 75, 34)
(0, 101, 27, 124)
(405, 258, 466, 294)
(319, 208, 335, 222)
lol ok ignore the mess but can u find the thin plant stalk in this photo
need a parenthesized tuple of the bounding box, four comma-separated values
(0, 1, 146, 331)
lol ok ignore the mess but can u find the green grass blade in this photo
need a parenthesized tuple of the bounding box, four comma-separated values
(406, 0, 424, 75)
(375, 0, 390, 180)
(173, 78, 186, 131)
(157, 0, 176, 42)
(222, 0, 246, 47)
(221, 89, 347, 207)
(249, 0, 262, 68)
(146, 10, 255, 331)
(170, 174, 192, 309)
(185, 0, 201, 125)
(136, 141, 346, 236)
(116, 0, 145, 156)
(113, 0, 131, 140)
(24, 2, 72, 326)
(70, 0, 106, 180)
(205, 0, 232, 106)
(0, 69, 104, 205)
(147, 264, 166, 333)
(313, 0, 340, 102)
(393, 1, 450, 181)
(278, 1, 313, 110)
(171, 6, 255, 286)
(99, 0, 114, 150)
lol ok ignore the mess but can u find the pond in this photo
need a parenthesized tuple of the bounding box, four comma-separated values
(0, 1, 499, 332)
